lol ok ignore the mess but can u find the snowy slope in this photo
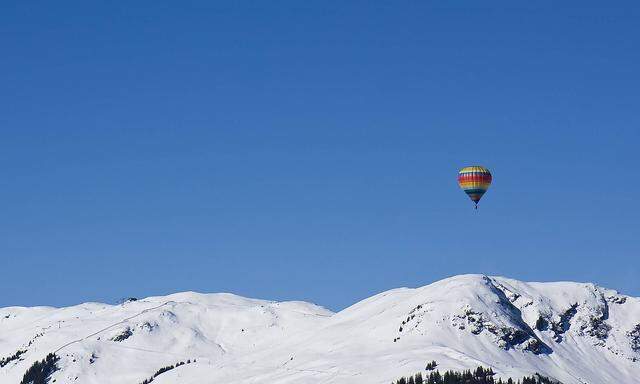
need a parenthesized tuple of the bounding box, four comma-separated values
(2, 275, 639, 384)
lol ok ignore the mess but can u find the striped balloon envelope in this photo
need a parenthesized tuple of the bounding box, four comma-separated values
(458, 166, 492, 209)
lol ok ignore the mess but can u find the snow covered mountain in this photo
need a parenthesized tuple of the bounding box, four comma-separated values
(2, 275, 640, 384)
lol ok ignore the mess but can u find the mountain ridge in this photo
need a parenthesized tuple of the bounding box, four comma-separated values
(2, 274, 639, 384)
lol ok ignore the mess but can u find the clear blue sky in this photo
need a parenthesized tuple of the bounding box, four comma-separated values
(2, 1, 638, 310)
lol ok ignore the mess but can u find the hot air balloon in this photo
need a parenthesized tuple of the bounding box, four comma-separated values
(458, 166, 492, 209)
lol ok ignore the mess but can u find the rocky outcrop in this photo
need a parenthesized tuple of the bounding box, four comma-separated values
(628, 324, 640, 359)
(111, 327, 133, 342)
(550, 304, 578, 342)
(452, 305, 550, 354)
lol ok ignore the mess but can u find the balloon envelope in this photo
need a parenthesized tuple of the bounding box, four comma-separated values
(458, 166, 492, 205)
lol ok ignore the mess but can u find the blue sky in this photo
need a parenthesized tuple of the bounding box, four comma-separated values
(2, 1, 639, 310)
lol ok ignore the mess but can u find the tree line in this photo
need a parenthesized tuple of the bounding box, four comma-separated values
(0, 349, 26, 368)
(139, 359, 196, 384)
(19, 353, 59, 384)
(393, 364, 560, 384)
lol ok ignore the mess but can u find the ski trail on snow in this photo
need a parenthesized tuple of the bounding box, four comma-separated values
(53, 301, 174, 353)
